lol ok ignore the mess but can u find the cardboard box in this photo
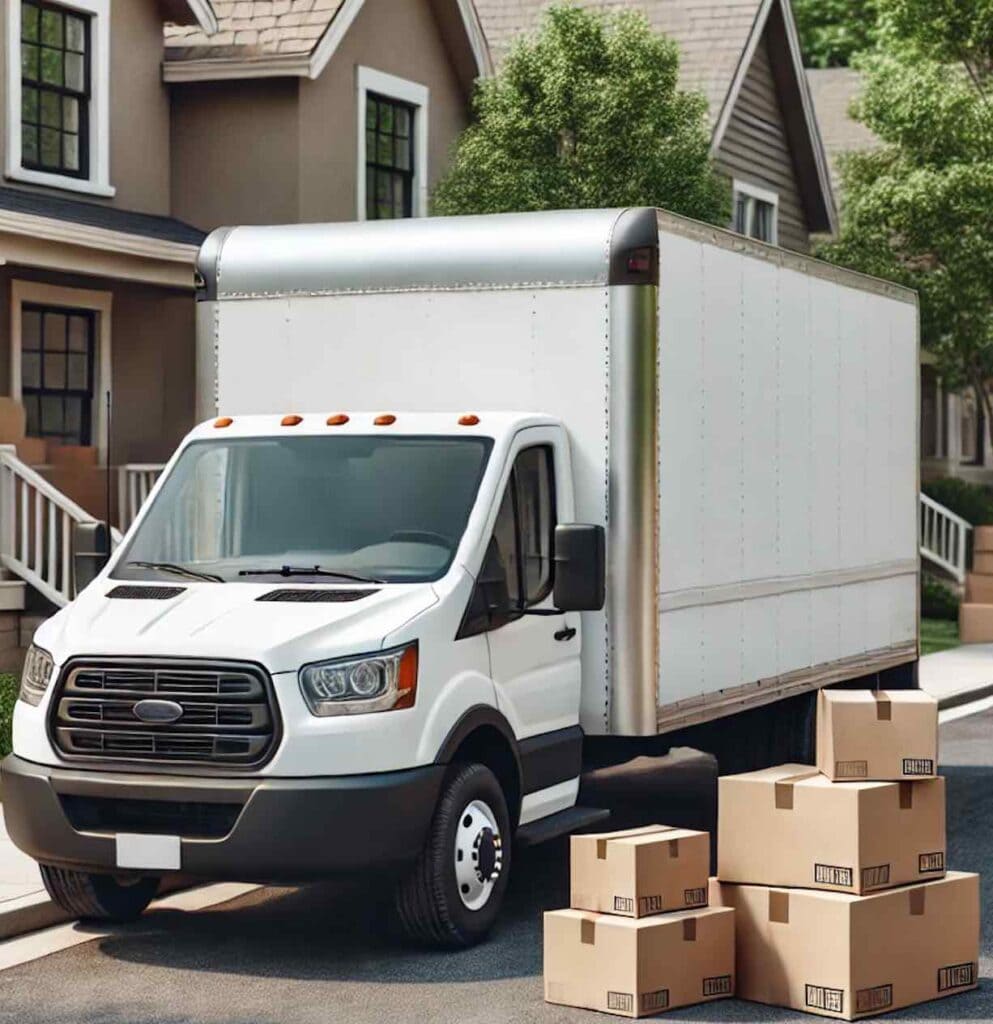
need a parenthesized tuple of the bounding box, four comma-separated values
(710, 873, 979, 1020)
(972, 550, 993, 575)
(718, 765, 945, 893)
(544, 906, 735, 1017)
(959, 602, 993, 644)
(570, 825, 710, 917)
(973, 525, 993, 552)
(816, 689, 938, 781)
(965, 571, 993, 604)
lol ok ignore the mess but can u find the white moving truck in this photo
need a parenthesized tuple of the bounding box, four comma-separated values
(2, 208, 920, 946)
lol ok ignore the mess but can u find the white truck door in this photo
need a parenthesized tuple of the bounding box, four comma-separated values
(484, 430, 582, 742)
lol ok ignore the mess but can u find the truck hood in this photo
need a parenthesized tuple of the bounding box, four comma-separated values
(38, 580, 438, 673)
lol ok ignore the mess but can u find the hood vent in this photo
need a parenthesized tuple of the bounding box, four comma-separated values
(256, 589, 378, 603)
(107, 586, 186, 600)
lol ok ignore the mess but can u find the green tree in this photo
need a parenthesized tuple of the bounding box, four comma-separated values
(818, 2, 993, 434)
(432, 5, 728, 223)
(792, 0, 881, 68)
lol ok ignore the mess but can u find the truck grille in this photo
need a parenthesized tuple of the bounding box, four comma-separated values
(49, 660, 280, 770)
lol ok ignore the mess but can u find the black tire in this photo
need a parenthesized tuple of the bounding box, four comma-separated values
(40, 865, 159, 922)
(395, 762, 512, 948)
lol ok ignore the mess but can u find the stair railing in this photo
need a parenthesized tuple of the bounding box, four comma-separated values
(920, 492, 970, 584)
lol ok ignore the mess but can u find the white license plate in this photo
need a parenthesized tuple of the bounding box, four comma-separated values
(115, 833, 181, 871)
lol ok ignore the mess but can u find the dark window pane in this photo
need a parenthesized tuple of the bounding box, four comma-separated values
(24, 395, 40, 437)
(21, 125, 39, 164)
(22, 352, 41, 390)
(376, 172, 390, 202)
(395, 106, 410, 138)
(734, 194, 749, 235)
(43, 312, 66, 352)
(22, 310, 41, 349)
(65, 398, 82, 442)
(66, 15, 85, 53)
(41, 9, 63, 47)
(380, 103, 393, 132)
(68, 316, 88, 352)
(493, 480, 522, 609)
(395, 138, 410, 171)
(40, 47, 63, 86)
(366, 129, 376, 157)
(393, 176, 404, 218)
(515, 447, 555, 604)
(63, 96, 78, 132)
(44, 352, 66, 389)
(22, 3, 40, 42)
(21, 43, 39, 80)
(41, 394, 63, 436)
(40, 90, 60, 128)
(63, 133, 79, 171)
(377, 135, 393, 164)
(22, 86, 39, 123)
(67, 353, 88, 390)
(40, 127, 60, 167)
(365, 168, 375, 219)
(365, 99, 377, 130)
(65, 51, 84, 91)
(754, 200, 774, 242)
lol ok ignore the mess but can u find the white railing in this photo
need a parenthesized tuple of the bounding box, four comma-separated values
(118, 464, 164, 533)
(920, 493, 971, 584)
(0, 446, 121, 607)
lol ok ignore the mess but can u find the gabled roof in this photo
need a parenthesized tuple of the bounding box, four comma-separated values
(475, 0, 837, 233)
(163, 0, 492, 85)
(806, 68, 879, 194)
(158, 0, 219, 34)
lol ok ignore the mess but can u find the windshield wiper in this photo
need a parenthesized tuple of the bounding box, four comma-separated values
(237, 565, 385, 584)
(126, 561, 225, 584)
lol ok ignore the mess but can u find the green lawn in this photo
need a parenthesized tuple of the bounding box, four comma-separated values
(0, 674, 16, 758)
(920, 618, 960, 656)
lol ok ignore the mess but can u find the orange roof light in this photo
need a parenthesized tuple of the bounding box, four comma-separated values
(458, 414, 480, 427)
(327, 414, 350, 426)
(214, 417, 233, 428)
(374, 414, 397, 426)
(281, 415, 303, 427)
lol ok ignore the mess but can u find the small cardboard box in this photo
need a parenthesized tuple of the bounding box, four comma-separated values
(570, 825, 710, 917)
(718, 765, 945, 893)
(710, 873, 979, 1020)
(816, 689, 938, 781)
(544, 905, 735, 1017)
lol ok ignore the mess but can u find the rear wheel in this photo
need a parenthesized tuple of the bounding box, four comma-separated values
(395, 762, 511, 947)
(40, 865, 159, 922)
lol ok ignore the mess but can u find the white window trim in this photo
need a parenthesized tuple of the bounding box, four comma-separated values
(733, 179, 779, 246)
(5, 0, 115, 198)
(356, 66, 429, 221)
(10, 280, 113, 464)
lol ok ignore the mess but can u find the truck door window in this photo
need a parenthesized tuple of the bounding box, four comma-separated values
(515, 446, 555, 605)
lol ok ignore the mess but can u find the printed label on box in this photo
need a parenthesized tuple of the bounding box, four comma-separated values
(684, 887, 707, 907)
(903, 758, 935, 776)
(703, 975, 733, 997)
(937, 963, 975, 992)
(835, 760, 868, 779)
(806, 985, 845, 1013)
(607, 992, 634, 1013)
(814, 864, 854, 887)
(861, 864, 891, 888)
(613, 896, 634, 914)
(638, 894, 664, 915)
(856, 985, 893, 1012)
(640, 989, 670, 1012)
(919, 852, 945, 873)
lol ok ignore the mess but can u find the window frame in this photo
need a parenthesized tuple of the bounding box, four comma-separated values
(732, 179, 779, 246)
(5, 0, 113, 197)
(356, 65, 428, 221)
(364, 92, 416, 221)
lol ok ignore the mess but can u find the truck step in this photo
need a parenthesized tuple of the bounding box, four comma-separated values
(516, 805, 610, 847)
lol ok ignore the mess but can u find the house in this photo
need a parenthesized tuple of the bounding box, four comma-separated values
(807, 67, 989, 483)
(475, 0, 837, 252)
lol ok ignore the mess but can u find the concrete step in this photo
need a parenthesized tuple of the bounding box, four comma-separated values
(959, 602, 993, 644)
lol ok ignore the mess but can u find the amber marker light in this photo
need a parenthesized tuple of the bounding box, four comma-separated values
(374, 414, 397, 426)
(393, 643, 419, 710)
(281, 415, 303, 427)
(327, 414, 350, 426)
(214, 417, 233, 428)
(458, 414, 480, 426)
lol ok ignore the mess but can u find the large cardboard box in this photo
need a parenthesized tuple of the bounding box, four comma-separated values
(544, 906, 735, 1017)
(816, 689, 938, 781)
(960, 602, 993, 644)
(710, 873, 979, 1020)
(570, 825, 710, 917)
(718, 765, 945, 893)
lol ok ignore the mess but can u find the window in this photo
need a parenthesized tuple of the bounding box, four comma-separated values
(365, 94, 415, 220)
(733, 180, 779, 245)
(20, 1, 90, 178)
(357, 66, 428, 220)
(21, 303, 95, 446)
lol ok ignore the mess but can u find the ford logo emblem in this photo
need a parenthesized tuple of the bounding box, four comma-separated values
(133, 699, 184, 724)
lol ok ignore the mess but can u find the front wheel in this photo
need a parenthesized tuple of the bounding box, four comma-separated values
(40, 864, 159, 922)
(395, 762, 512, 947)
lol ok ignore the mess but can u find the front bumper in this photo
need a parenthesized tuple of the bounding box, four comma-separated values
(0, 754, 445, 883)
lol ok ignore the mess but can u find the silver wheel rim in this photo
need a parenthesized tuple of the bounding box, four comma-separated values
(454, 798, 503, 911)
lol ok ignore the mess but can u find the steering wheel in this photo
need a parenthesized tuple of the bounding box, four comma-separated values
(388, 530, 451, 548)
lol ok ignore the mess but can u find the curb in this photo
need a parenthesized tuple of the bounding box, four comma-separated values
(936, 682, 993, 712)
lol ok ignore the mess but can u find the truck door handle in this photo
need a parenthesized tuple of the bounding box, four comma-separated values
(554, 626, 577, 642)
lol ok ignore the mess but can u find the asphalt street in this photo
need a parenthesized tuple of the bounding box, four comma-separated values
(0, 708, 989, 1024)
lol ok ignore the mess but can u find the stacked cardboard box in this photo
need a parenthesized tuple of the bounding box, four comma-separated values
(960, 525, 993, 643)
(544, 825, 735, 1017)
(713, 689, 980, 1020)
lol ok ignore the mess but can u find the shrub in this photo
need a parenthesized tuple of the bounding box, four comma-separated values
(0, 674, 16, 758)
(921, 576, 960, 621)
(923, 478, 993, 526)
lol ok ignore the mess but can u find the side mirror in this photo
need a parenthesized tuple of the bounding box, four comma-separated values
(73, 521, 110, 597)
(554, 524, 605, 612)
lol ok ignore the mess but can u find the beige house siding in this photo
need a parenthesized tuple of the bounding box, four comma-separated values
(716, 33, 810, 253)
(169, 79, 301, 229)
(297, 0, 469, 223)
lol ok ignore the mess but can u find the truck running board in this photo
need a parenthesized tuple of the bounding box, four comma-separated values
(516, 806, 610, 847)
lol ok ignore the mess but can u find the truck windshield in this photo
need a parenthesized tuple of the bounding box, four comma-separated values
(112, 435, 493, 584)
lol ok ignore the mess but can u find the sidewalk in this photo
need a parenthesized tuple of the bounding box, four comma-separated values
(2, 644, 992, 944)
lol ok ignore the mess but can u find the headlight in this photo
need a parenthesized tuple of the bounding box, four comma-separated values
(20, 645, 55, 707)
(299, 642, 418, 717)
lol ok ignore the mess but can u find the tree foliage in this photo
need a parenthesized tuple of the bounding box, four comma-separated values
(818, 2, 993, 432)
(432, 5, 728, 223)
(792, 0, 881, 68)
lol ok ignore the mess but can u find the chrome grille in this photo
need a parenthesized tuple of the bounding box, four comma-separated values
(50, 660, 279, 769)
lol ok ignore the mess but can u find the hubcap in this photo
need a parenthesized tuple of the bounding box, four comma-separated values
(454, 798, 503, 911)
